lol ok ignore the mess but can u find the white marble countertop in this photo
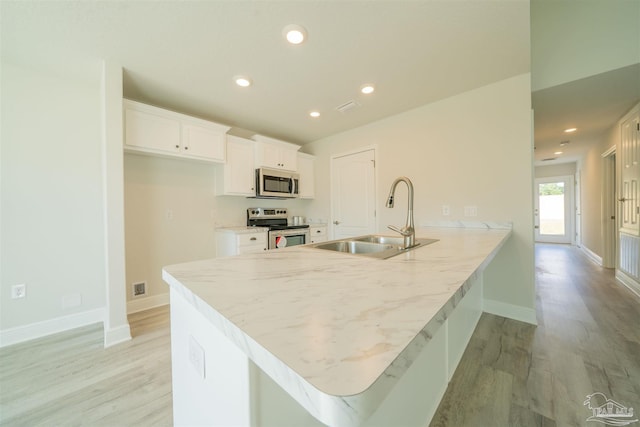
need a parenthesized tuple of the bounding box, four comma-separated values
(163, 224, 511, 425)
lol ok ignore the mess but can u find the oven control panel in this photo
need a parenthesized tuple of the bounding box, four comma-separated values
(247, 207, 288, 219)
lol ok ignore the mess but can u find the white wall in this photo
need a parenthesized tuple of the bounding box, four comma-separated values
(531, 0, 640, 91)
(535, 162, 576, 178)
(123, 154, 312, 311)
(1, 62, 106, 333)
(303, 74, 535, 315)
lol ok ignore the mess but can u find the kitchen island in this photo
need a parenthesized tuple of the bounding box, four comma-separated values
(163, 224, 512, 426)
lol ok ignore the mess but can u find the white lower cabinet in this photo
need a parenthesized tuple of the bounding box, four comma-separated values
(216, 228, 267, 257)
(309, 225, 327, 243)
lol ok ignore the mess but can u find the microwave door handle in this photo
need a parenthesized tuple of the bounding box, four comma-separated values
(290, 177, 295, 195)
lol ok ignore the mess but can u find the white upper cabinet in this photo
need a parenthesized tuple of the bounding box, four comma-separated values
(124, 100, 230, 163)
(253, 135, 300, 171)
(216, 135, 256, 197)
(297, 152, 315, 199)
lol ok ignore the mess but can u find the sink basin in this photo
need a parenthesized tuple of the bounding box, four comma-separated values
(311, 240, 394, 255)
(306, 235, 438, 259)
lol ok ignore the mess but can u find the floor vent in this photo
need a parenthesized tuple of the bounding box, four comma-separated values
(133, 282, 146, 297)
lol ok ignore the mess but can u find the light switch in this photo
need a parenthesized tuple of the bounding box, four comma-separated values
(442, 205, 450, 216)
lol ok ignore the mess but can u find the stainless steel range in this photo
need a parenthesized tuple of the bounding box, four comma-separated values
(247, 208, 310, 249)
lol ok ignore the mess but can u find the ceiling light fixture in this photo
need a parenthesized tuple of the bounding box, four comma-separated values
(361, 84, 375, 94)
(234, 76, 252, 87)
(564, 127, 577, 133)
(283, 24, 307, 45)
(309, 111, 320, 118)
(554, 151, 563, 155)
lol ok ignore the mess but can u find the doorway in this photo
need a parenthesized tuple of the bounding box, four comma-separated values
(602, 148, 617, 268)
(534, 175, 575, 244)
(330, 148, 377, 239)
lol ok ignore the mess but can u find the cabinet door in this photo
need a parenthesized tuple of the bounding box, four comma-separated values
(279, 148, 298, 171)
(182, 123, 226, 162)
(297, 154, 315, 199)
(125, 107, 181, 154)
(260, 143, 282, 169)
(224, 136, 256, 196)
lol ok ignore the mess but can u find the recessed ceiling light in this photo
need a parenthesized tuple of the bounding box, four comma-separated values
(564, 128, 577, 133)
(554, 151, 563, 155)
(361, 84, 375, 94)
(283, 24, 307, 45)
(309, 111, 320, 118)
(234, 76, 252, 87)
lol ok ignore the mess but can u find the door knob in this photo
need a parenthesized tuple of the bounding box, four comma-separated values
(333, 220, 340, 225)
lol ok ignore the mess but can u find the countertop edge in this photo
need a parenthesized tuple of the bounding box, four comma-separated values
(162, 227, 512, 426)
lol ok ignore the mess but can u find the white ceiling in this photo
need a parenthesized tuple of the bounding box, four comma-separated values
(3, 0, 637, 158)
(1, 1, 529, 145)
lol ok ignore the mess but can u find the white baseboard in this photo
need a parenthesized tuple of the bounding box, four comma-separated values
(104, 324, 132, 348)
(616, 270, 640, 299)
(127, 293, 169, 314)
(579, 245, 603, 266)
(483, 298, 537, 325)
(0, 308, 104, 348)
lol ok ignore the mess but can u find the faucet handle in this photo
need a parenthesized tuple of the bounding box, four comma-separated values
(388, 225, 411, 236)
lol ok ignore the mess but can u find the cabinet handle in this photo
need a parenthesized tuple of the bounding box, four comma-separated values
(316, 230, 321, 233)
(184, 146, 189, 150)
(175, 144, 179, 149)
(250, 237, 257, 241)
(333, 220, 340, 225)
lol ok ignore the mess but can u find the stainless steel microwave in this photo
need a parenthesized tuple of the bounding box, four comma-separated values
(255, 168, 299, 198)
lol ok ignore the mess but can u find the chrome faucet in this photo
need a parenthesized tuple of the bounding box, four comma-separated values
(385, 176, 415, 249)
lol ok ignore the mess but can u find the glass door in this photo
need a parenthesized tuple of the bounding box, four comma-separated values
(534, 176, 574, 244)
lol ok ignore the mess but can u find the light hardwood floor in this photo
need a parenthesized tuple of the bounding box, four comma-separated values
(431, 244, 640, 427)
(1, 244, 638, 426)
(0, 307, 172, 426)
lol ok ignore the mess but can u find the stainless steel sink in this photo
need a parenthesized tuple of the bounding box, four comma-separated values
(306, 234, 438, 259)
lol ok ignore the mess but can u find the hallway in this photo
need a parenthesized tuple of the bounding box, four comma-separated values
(431, 243, 640, 426)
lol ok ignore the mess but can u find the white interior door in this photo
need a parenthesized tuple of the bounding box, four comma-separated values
(534, 176, 574, 244)
(331, 149, 376, 239)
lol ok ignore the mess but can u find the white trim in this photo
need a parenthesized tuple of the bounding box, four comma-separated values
(104, 324, 133, 348)
(482, 299, 537, 325)
(601, 145, 616, 158)
(616, 269, 640, 299)
(0, 308, 104, 348)
(127, 293, 170, 314)
(580, 245, 603, 266)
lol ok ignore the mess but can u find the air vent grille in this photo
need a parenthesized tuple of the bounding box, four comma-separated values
(542, 157, 557, 162)
(335, 100, 360, 113)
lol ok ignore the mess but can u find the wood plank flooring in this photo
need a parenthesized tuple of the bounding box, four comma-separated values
(1, 244, 638, 426)
(0, 306, 172, 426)
(430, 243, 640, 427)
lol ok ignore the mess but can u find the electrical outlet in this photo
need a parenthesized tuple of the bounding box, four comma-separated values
(188, 335, 206, 379)
(464, 206, 478, 217)
(166, 210, 173, 221)
(442, 205, 450, 216)
(12, 284, 26, 299)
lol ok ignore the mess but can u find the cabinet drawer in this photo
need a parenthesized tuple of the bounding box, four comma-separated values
(310, 226, 326, 237)
(237, 233, 266, 247)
